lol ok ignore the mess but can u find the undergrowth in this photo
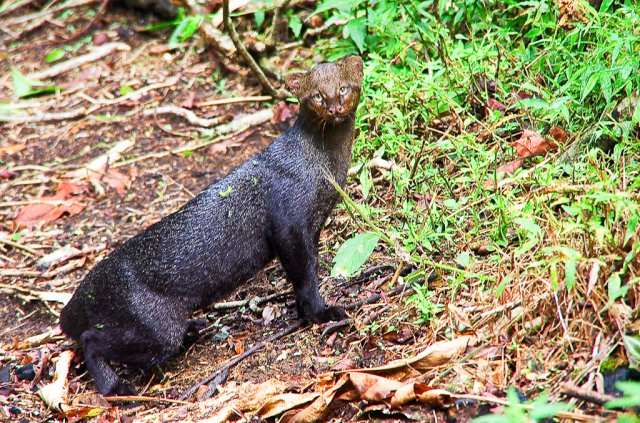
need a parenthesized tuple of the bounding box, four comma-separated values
(308, 0, 639, 419)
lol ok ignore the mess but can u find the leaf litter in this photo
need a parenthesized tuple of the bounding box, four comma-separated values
(0, 1, 630, 422)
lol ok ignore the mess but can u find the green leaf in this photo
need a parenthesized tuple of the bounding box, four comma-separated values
(254, 9, 265, 29)
(345, 17, 366, 53)
(359, 167, 372, 198)
(580, 71, 599, 102)
(288, 15, 303, 38)
(12, 68, 34, 98)
(454, 251, 471, 267)
(45, 48, 65, 63)
(599, 0, 614, 12)
(623, 335, 640, 368)
(11, 68, 61, 98)
(565, 258, 576, 290)
(331, 232, 380, 278)
(168, 14, 204, 48)
(605, 381, 640, 409)
(119, 85, 134, 96)
(607, 272, 628, 303)
(632, 102, 640, 126)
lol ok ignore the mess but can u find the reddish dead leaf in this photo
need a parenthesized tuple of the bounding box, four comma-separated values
(273, 101, 298, 124)
(486, 98, 506, 112)
(102, 169, 129, 196)
(92, 32, 110, 46)
(234, 340, 245, 355)
(208, 129, 255, 154)
(308, 15, 323, 28)
(0, 144, 26, 155)
(510, 129, 557, 157)
(382, 327, 413, 345)
(181, 91, 196, 109)
(0, 170, 18, 179)
(14, 182, 86, 228)
(549, 126, 568, 144)
(496, 158, 524, 176)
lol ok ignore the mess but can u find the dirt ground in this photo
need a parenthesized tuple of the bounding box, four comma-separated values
(0, 4, 472, 422)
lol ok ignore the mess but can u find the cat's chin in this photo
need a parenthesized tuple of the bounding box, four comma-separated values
(327, 115, 348, 125)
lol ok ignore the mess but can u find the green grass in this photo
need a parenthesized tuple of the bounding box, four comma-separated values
(306, 0, 640, 418)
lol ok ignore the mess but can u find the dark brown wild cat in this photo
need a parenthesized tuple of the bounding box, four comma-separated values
(60, 56, 364, 396)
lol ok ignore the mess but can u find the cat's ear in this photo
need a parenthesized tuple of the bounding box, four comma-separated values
(285, 73, 305, 96)
(339, 55, 363, 82)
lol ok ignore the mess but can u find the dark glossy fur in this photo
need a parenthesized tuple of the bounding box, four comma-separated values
(60, 56, 364, 396)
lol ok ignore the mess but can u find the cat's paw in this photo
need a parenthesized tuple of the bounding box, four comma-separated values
(309, 306, 348, 324)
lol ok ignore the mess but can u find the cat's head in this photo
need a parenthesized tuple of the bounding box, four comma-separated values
(285, 56, 364, 125)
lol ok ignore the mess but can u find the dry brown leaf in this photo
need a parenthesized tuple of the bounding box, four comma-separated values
(349, 372, 405, 402)
(496, 158, 524, 176)
(448, 304, 473, 328)
(38, 350, 74, 412)
(63, 139, 133, 194)
(14, 181, 86, 228)
(273, 101, 298, 124)
(0, 144, 27, 155)
(101, 168, 129, 195)
(12, 326, 63, 350)
(344, 335, 477, 377)
(415, 386, 455, 407)
(282, 374, 351, 423)
(510, 129, 557, 158)
(549, 126, 568, 144)
(256, 392, 319, 419)
(557, 0, 593, 27)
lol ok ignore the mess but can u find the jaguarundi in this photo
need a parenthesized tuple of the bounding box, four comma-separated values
(60, 55, 364, 396)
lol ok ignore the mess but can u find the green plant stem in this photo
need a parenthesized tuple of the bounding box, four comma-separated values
(327, 171, 493, 282)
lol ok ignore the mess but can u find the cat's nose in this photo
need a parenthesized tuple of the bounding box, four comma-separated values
(328, 105, 344, 116)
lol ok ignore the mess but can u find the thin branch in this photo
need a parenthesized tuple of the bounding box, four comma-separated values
(222, 0, 284, 98)
(27, 42, 130, 81)
(179, 321, 304, 401)
(143, 106, 226, 127)
(268, 0, 293, 46)
(4, 0, 97, 26)
(197, 95, 272, 107)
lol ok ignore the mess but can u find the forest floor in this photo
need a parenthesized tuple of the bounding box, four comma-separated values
(0, 4, 469, 422)
(1, 1, 639, 423)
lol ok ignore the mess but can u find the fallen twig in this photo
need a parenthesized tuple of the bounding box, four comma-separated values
(199, 107, 273, 137)
(222, 0, 285, 98)
(0, 0, 36, 17)
(0, 106, 98, 124)
(80, 77, 179, 106)
(4, 0, 97, 26)
(27, 42, 130, 81)
(211, 292, 290, 311)
(179, 321, 304, 401)
(114, 108, 273, 167)
(103, 395, 192, 405)
(143, 106, 226, 127)
(560, 383, 615, 406)
(197, 95, 272, 107)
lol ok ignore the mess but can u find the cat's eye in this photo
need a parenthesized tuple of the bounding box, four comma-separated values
(312, 93, 323, 102)
(339, 86, 349, 96)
